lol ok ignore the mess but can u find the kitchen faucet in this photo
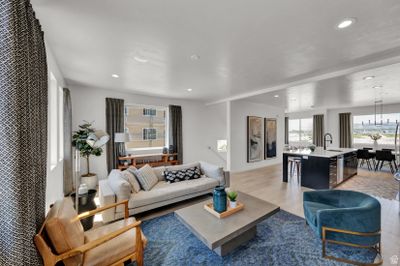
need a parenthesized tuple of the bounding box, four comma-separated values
(323, 133, 333, 150)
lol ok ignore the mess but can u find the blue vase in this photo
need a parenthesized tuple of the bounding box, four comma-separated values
(213, 186, 227, 213)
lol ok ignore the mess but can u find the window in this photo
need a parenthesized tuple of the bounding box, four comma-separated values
(143, 108, 156, 116)
(353, 113, 400, 145)
(288, 118, 313, 144)
(49, 72, 58, 170)
(143, 128, 157, 140)
(125, 105, 167, 149)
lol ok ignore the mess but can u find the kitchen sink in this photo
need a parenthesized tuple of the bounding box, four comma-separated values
(327, 149, 343, 152)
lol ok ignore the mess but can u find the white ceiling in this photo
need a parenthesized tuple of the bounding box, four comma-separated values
(246, 62, 400, 113)
(32, 0, 400, 108)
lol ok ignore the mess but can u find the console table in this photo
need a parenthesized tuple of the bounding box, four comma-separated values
(117, 153, 179, 170)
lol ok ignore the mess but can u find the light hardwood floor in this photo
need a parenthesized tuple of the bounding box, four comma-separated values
(231, 164, 400, 266)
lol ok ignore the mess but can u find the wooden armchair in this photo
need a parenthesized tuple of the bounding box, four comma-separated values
(34, 198, 146, 266)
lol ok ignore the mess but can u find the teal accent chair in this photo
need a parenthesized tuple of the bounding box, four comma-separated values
(303, 190, 382, 265)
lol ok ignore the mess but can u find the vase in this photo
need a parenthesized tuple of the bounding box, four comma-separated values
(213, 186, 227, 213)
(373, 140, 378, 150)
(229, 200, 237, 208)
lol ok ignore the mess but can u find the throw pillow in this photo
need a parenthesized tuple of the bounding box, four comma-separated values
(121, 169, 141, 193)
(134, 164, 159, 191)
(164, 166, 201, 183)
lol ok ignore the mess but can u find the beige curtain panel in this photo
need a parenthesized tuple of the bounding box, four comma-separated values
(339, 112, 352, 148)
(313, 114, 324, 147)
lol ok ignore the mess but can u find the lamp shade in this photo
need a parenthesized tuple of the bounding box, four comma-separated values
(86, 130, 110, 148)
(114, 132, 129, 143)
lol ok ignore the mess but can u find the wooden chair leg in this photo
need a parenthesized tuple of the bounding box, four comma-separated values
(135, 227, 144, 266)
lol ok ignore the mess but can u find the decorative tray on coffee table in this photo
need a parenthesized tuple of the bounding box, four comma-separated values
(204, 202, 244, 219)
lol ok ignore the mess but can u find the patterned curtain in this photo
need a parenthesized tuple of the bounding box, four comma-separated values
(313, 114, 324, 147)
(169, 105, 183, 163)
(339, 112, 352, 148)
(0, 1, 48, 265)
(63, 88, 73, 195)
(106, 98, 124, 173)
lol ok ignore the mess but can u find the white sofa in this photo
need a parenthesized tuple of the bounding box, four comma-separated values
(99, 161, 230, 223)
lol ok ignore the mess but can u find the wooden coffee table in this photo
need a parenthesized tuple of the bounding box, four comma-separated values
(174, 191, 280, 256)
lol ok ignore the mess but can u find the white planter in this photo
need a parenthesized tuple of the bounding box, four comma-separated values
(229, 201, 237, 208)
(81, 174, 98, 190)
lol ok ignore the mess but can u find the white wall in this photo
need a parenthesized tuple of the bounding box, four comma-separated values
(45, 44, 65, 211)
(69, 86, 227, 180)
(230, 100, 285, 172)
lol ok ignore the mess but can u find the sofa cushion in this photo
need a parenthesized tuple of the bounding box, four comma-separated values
(45, 199, 84, 266)
(83, 217, 147, 266)
(128, 177, 219, 209)
(152, 166, 166, 181)
(165, 162, 200, 172)
(199, 161, 225, 185)
(108, 170, 132, 212)
(164, 166, 201, 183)
(123, 168, 141, 193)
(133, 164, 159, 191)
(303, 201, 338, 226)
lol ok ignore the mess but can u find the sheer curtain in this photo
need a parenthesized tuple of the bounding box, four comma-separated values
(106, 98, 125, 172)
(0, 1, 48, 264)
(63, 88, 73, 195)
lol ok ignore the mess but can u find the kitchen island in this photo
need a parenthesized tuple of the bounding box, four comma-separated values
(282, 148, 358, 189)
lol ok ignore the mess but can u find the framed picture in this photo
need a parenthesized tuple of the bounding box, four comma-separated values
(247, 116, 264, 162)
(265, 118, 277, 158)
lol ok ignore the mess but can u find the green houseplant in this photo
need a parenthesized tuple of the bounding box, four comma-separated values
(72, 122, 104, 188)
(227, 190, 238, 208)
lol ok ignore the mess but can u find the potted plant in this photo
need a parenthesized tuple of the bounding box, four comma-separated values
(227, 190, 238, 208)
(72, 121, 104, 189)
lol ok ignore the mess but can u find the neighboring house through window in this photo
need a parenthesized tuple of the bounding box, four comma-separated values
(124, 104, 167, 150)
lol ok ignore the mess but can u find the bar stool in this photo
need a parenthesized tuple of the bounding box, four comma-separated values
(288, 157, 302, 184)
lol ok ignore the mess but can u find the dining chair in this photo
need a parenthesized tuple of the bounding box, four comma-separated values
(375, 150, 396, 174)
(357, 149, 374, 171)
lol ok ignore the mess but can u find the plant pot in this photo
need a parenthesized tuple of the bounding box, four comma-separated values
(81, 174, 98, 190)
(229, 200, 237, 208)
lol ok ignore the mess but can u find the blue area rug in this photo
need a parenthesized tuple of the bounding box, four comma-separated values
(138, 210, 376, 265)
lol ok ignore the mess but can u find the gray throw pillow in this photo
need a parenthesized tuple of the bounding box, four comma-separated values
(133, 164, 159, 191)
(121, 169, 141, 193)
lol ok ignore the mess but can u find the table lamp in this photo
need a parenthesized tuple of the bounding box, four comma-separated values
(115, 132, 129, 156)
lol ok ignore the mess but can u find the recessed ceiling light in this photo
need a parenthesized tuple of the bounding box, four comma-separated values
(190, 54, 200, 61)
(274, 95, 279, 98)
(187, 88, 193, 92)
(133, 56, 148, 63)
(336, 18, 356, 29)
(111, 74, 119, 78)
(363, 76, 375, 80)
(373, 85, 383, 89)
